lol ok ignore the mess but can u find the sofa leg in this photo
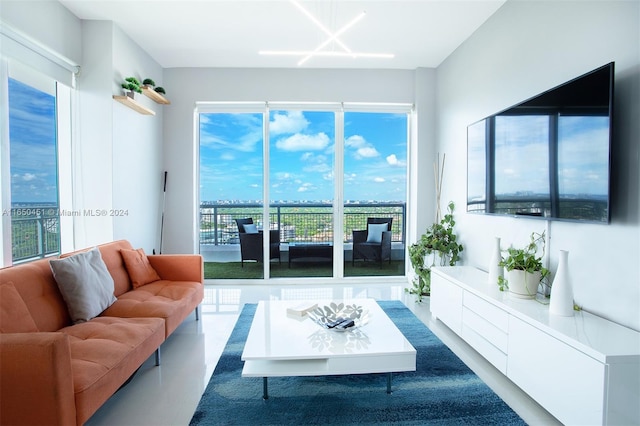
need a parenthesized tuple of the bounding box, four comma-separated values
(155, 347, 161, 366)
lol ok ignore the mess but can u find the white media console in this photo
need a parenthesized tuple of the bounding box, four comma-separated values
(431, 266, 640, 425)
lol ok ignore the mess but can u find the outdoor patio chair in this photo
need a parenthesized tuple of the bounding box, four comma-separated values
(352, 217, 393, 267)
(235, 218, 280, 267)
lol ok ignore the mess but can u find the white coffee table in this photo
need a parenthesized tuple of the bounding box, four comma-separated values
(241, 299, 416, 399)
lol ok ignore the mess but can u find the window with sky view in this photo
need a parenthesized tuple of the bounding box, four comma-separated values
(199, 106, 408, 280)
(7, 77, 60, 262)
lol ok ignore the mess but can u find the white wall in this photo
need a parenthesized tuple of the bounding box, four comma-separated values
(162, 68, 419, 254)
(411, 68, 438, 241)
(75, 20, 114, 247)
(111, 25, 164, 253)
(436, 0, 640, 330)
(0, 0, 82, 65)
(1, 3, 165, 253)
(76, 21, 164, 252)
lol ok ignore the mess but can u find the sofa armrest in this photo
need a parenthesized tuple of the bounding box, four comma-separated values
(0, 333, 76, 426)
(147, 254, 204, 283)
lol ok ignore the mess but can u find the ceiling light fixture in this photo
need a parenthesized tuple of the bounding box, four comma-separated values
(297, 10, 366, 66)
(260, 51, 395, 59)
(259, 0, 394, 66)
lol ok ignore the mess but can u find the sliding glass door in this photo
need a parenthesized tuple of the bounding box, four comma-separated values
(269, 109, 335, 278)
(198, 103, 410, 281)
(199, 111, 265, 279)
(343, 111, 408, 277)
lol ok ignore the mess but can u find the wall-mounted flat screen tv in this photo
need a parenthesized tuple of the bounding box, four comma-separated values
(467, 62, 614, 223)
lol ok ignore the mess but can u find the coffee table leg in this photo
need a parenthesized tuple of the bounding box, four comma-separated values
(387, 372, 392, 394)
(263, 377, 269, 400)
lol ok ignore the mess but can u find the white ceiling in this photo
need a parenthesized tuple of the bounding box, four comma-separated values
(59, 0, 506, 69)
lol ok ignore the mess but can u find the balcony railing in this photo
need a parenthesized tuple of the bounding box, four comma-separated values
(7, 202, 405, 263)
(200, 202, 406, 246)
(10, 207, 61, 262)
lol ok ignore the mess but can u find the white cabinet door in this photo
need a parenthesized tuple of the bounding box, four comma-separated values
(462, 308, 508, 373)
(508, 317, 606, 425)
(431, 272, 463, 334)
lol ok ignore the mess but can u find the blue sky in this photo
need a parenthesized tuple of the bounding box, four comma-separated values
(199, 110, 407, 203)
(8, 78, 58, 204)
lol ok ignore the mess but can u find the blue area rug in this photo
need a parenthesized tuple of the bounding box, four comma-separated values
(190, 301, 525, 425)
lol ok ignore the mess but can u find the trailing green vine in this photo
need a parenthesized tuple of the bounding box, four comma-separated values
(406, 201, 463, 301)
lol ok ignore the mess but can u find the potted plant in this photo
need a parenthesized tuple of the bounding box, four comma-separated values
(154, 86, 166, 95)
(121, 77, 142, 98)
(142, 78, 155, 88)
(498, 231, 550, 298)
(406, 201, 463, 301)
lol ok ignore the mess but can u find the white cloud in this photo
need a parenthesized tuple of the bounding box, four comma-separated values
(270, 111, 309, 135)
(22, 173, 37, 181)
(297, 182, 315, 192)
(276, 132, 330, 151)
(345, 134, 379, 159)
(345, 135, 367, 148)
(304, 163, 331, 173)
(386, 154, 406, 167)
(357, 147, 379, 158)
(344, 173, 357, 183)
(374, 177, 386, 183)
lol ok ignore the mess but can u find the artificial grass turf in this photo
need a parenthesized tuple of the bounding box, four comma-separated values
(204, 260, 405, 279)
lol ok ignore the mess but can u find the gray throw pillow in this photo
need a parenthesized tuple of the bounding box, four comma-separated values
(243, 223, 259, 234)
(366, 223, 388, 244)
(50, 247, 117, 324)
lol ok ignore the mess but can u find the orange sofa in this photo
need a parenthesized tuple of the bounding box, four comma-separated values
(0, 240, 204, 425)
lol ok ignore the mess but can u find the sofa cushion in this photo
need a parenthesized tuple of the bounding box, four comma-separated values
(50, 248, 117, 324)
(58, 316, 165, 425)
(101, 280, 203, 337)
(120, 248, 161, 288)
(0, 282, 39, 333)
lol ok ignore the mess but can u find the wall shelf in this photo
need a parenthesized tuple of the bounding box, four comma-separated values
(113, 95, 155, 115)
(142, 86, 170, 104)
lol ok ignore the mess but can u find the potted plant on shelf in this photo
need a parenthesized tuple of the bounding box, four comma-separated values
(498, 231, 550, 299)
(406, 201, 463, 302)
(142, 78, 155, 89)
(121, 77, 142, 98)
(154, 86, 166, 95)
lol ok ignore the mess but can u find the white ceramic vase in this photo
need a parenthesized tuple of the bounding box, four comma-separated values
(507, 269, 541, 299)
(488, 237, 503, 286)
(549, 250, 574, 316)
